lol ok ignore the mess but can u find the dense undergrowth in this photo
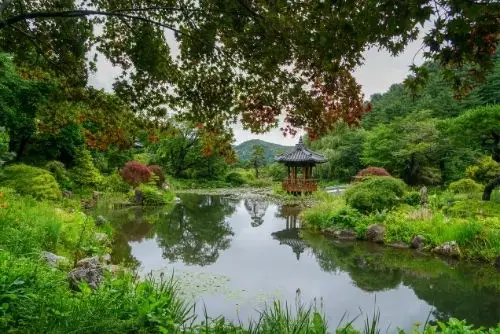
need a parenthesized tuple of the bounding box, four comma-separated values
(301, 179, 500, 263)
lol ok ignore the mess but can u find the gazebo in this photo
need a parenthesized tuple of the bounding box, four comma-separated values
(275, 137, 327, 194)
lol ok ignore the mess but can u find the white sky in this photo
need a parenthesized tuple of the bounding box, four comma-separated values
(89, 35, 424, 146)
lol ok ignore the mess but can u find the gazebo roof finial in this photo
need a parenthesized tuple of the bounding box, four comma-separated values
(296, 136, 304, 148)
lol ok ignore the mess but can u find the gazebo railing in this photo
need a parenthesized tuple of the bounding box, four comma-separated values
(282, 178, 319, 193)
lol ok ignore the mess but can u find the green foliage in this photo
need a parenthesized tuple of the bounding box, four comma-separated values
(102, 171, 131, 193)
(362, 112, 442, 185)
(448, 179, 483, 194)
(265, 162, 288, 181)
(345, 177, 406, 213)
(0, 127, 14, 166)
(0, 188, 100, 257)
(225, 171, 245, 186)
(310, 125, 366, 182)
(0, 53, 52, 158)
(465, 157, 500, 184)
(70, 148, 103, 187)
(137, 184, 175, 206)
(0, 164, 61, 200)
(45, 160, 73, 190)
(403, 191, 421, 206)
(250, 144, 266, 178)
(447, 105, 500, 163)
(154, 127, 228, 180)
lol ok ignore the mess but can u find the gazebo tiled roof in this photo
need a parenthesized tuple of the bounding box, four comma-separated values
(275, 137, 327, 164)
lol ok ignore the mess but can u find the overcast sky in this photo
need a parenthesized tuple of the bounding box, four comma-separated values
(89, 36, 424, 146)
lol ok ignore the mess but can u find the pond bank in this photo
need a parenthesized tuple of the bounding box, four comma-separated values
(300, 190, 500, 267)
(176, 186, 320, 207)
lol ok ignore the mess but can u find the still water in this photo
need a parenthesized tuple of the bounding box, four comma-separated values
(97, 194, 500, 331)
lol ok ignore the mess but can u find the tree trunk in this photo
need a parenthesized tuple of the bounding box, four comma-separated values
(482, 175, 500, 201)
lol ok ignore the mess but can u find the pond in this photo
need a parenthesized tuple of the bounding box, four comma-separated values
(97, 194, 500, 331)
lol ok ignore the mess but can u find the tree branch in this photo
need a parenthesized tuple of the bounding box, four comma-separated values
(0, 9, 183, 34)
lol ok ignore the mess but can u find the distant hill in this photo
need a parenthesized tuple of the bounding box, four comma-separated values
(234, 139, 293, 164)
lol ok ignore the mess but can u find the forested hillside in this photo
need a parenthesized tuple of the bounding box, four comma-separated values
(309, 55, 500, 189)
(235, 139, 292, 164)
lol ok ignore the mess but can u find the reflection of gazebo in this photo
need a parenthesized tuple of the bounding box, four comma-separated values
(275, 137, 327, 194)
(244, 199, 269, 227)
(275, 205, 302, 229)
(271, 228, 307, 260)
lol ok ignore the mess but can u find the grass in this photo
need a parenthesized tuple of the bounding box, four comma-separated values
(301, 188, 500, 263)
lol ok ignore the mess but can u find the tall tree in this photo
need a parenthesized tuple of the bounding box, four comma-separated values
(250, 144, 266, 178)
(362, 111, 443, 185)
(0, 1, 497, 139)
(447, 105, 500, 200)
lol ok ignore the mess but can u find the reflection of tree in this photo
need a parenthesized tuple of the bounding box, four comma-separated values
(244, 199, 269, 227)
(301, 231, 500, 327)
(403, 269, 500, 327)
(155, 194, 237, 266)
(100, 206, 162, 270)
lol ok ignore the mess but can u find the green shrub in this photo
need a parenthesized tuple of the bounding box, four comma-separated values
(465, 156, 500, 184)
(0, 126, 15, 166)
(45, 160, 73, 190)
(225, 171, 245, 185)
(448, 178, 483, 194)
(137, 184, 175, 205)
(102, 171, 131, 193)
(403, 191, 421, 206)
(70, 148, 103, 187)
(0, 164, 61, 200)
(345, 176, 406, 213)
(265, 162, 288, 181)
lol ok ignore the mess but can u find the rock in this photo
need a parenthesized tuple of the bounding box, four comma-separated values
(94, 215, 108, 226)
(77, 256, 100, 267)
(41, 251, 66, 267)
(62, 190, 73, 198)
(388, 242, 410, 249)
(68, 257, 103, 289)
(101, 254, 111, 264)
(433, 241, 461, 258)
(420, 186, 428, 207)
(68, 258, 103, 289)
(333, 229, 357, 241)
(365, 224, 386, 243)
(94, 232, 109, 243)
(81, 199, 96, 210)
(411, 235, 426, 249)
(174, 197, 181, 203)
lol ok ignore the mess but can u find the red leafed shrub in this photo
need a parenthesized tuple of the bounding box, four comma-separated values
(148, 165, 165, 187)
(120, 161, 152, 187)
(355, 167, 391, 180)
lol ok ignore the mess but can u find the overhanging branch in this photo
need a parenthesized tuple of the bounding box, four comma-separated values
(0, 9, 183, 34)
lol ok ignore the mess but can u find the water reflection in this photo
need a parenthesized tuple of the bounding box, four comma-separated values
(299, 232, 500, 327)
(98, 195, 500, 328)
(272, 205, 305, 259)
(155, 194, 237, 266)
(244, 199, 268, 227)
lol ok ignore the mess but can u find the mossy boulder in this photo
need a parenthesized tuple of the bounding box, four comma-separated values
(0, 164, 61, 200)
